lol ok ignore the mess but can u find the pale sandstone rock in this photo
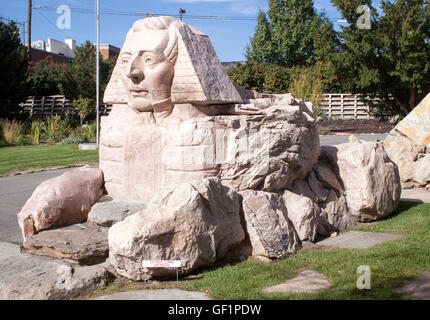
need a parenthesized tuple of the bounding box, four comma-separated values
(17, 167, 104, 242)
(242, 190, 301, 259)
(313, 159, 344, 193)
(320, 142, 401, 222)
(383, 93, 430, 189)
(320, 190, 356, 231)
(384, 131, 430, 189)
(108, 178, 245, 280)
(394, 93, 430, 147)
(87, 195, 147, 227)
(283, 179, 331, 242)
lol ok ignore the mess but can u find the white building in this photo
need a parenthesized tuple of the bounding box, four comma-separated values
(31, 38, 76, 58)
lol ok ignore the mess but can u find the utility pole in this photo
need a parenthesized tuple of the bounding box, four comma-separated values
(28, 0, 32, 59)
(179, 8, 186, 21)
(96, 0, 100, 146)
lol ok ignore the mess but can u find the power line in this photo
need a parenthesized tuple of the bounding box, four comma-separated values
(35, 10, 73, 39)
(33, 5, 259, 21)
(0, 16, 27, 44)
(33, 5, 346, 23)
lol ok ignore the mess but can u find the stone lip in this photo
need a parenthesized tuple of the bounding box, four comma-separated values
(262, 270, 331, 294)
(21, 224, 109, 266)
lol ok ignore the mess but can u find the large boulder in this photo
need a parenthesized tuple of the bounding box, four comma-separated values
(108, 178, 245, 280)
(384, 132, 430, 189)
(17, 166, 104, 242)
(383, 93, 430, 189)
(242, 190, 301, 260)
(320, 141, 401, 222)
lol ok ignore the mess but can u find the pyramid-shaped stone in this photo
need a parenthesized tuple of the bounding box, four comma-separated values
(104, 18, 242, 105)
(395, 93, 430, 146)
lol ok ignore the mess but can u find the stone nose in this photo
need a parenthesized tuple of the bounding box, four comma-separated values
(127, 56, 145, 83)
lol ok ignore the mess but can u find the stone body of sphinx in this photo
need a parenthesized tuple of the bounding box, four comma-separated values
(100, 16, 320, 202)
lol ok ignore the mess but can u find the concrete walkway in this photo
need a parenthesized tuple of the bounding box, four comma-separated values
(401, 189, 430, 204)
(319, 134, 387, 146)
(92, 289, 210, 300)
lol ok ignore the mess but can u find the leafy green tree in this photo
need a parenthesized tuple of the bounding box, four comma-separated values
(72, 96, 94, 126)
(60, 41, 114, 102)
(227, 61, 291, 93)
(331, 0, 430, 118)
(247, 0, 339, 67)
(245, 10, 277, 64)
(27, 57, 65, 96)
(288, 64, 325, 116)
(0, 21, 29, 118)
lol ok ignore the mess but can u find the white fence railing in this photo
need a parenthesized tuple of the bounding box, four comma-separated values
(321, 94, 373, 119)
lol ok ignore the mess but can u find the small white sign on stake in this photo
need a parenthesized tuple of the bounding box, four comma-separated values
(142, 260, 182, 268)
(142, 260, 182, 284)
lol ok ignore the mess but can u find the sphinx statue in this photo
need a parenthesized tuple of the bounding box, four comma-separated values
(15, 17, 401, 285)
(100, 16, 320, 202)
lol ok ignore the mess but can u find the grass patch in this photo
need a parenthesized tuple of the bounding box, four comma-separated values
(0, 144, 98, 175)
(182, 202, 430, 300)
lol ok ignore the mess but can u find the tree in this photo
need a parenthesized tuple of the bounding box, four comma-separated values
(27, 57, 65, 96)
(60, 41, 114, 102)
(72, 96, 94, 125)
(0, 21, 29, 118)
(227, 61, 291, 93)
(246, 0, 339, 67)
(331, 0, 430, 118)
(245, 10, 277, 64)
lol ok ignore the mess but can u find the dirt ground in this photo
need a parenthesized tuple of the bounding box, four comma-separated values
(317, 119, 395, 134)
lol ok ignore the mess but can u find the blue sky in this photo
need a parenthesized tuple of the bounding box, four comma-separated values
(1, 0, 344, 61)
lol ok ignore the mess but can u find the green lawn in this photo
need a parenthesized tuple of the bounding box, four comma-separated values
(84, 201, 430, 300)
(0, 144, 98, 175)
(184, 202, 430, 300)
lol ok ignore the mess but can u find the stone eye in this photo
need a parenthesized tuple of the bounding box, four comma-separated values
(144, 57, 155, 64)
(120, 57, 130, 65)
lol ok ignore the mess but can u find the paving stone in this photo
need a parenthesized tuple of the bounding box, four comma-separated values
(397, 273, 430, 300)
(316, 231, 403, 249)
(92, 289, 210, 300)
(262, 270, 331, 294)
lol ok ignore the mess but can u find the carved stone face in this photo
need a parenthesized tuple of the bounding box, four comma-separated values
(119, 28, 175, 112)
